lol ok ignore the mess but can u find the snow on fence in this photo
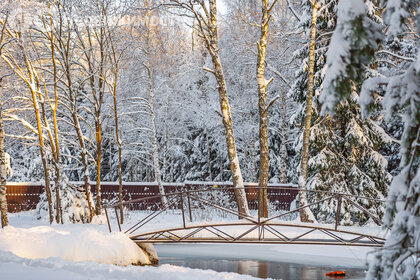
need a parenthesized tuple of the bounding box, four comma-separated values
(5, 182, 298, 213)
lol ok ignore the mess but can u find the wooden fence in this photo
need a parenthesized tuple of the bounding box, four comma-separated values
(5, 182, 298, 213)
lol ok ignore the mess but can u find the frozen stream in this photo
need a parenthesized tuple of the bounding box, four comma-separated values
(156, 244, 369, 280)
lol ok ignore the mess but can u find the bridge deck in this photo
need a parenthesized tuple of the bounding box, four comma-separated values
(129, 221, 386, 247)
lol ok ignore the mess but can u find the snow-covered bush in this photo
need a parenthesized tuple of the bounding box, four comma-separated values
(35, 176, 92, 223)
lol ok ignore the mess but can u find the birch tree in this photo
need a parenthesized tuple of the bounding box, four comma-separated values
(171, 0, 250, 218)
(74, 1, 109, 215)
(256, 0, 279, 218)
(0, 77, 7, 227)
(0, 18, 54, 223)
(0, 15, 8, 228)
(39, 5, 63, 223)
(52, 1, 95, 220)
(298, 0, 317, 223)
(103, 9, 126, 221)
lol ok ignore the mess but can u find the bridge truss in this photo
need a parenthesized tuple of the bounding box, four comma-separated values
(105, 186, 387, 247)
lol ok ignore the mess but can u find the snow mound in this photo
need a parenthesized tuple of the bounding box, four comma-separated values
(0, 251, 260, 280)
(0, 225, 149, 265)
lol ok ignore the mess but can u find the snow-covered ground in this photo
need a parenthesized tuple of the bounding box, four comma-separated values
(0, 225, 149, 265)
(0, 251, 257, 280)
(0, 210, 386, 279)
(0, 211, 262, 279)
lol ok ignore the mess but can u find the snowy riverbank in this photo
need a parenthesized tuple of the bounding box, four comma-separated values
(0, 211, 263, 279)
(0, 210, 387, 279)
(0, 251, 259, 280)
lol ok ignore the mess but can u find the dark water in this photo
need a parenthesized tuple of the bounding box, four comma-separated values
(158, 253, 366, 280)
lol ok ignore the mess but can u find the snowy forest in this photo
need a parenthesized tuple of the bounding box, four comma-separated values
(0, 0, 418, 279)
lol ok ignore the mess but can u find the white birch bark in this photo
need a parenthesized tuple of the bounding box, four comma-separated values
(298, 1, 318, 223)
(145, 63, 167, 207)
(0, 79, 7, 227)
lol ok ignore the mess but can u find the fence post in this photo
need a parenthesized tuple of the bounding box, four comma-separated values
(104, 207, 112, 233)
(114, 207, 122, 232)
(180, 193, 186, 228)
(335, 194, 342, 231)
(258, 186, 261, 224)
(187, 191, 193, 222)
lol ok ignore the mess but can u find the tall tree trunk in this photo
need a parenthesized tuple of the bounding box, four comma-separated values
(95, 120, 102, 215)
(298, 1, 318, 223)
(214, 63, 250, 217)
(244, 137, 249, 181)
(0, 80, 7, 227)
(280, 90, 287, 183)
(56, 9, 95, 220)
(144, 0, 166, 207)
(257, 0, 271, 219)
(65, 62, 94, 220)
(251, 129, 257, 182)
(207, 1, 250, 218)
(71, 96, 94, 220)
(205, 128, 213, 181)
(162, 95, 169, 182)
(112, 84, 124, 224)
(75, 21, 106, 216)
(48, 17, 62, 224)
(173, 0, 250, 217)
(1, 29, 54, 224)
(170, 156, 174, 183)
(40, 98, 62, 224)
(220, 154, 223, 181)
(145, 63, 167, 207)
(38, 115, 53, 224)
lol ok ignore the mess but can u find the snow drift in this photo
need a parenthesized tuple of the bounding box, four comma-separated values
(0, 225, 149, 265)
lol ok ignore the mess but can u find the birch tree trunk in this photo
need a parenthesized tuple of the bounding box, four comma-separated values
(1, 17, 57, 223)
(1, 29, 55, 223)
(45, 12, 63, 224)
(298, 1, 318, 223)
(251, 129, 257, 182)
(75, 23, 106, 216)
(110, 72, 124, 223)
(207, 0, 250, 218)
(256, 0, 271, 219)
(205, 128, 213, 181)
(145, 63, 167, 207)
(162, 95, 169, 182)
(0, 26, 55, 223)
(0, 79, 7, 227)
(113, 95, 123, 224)
(144, 0, 166, 207)
(64, 60, 94, 220)
(105, 21, 124, 223)
(95, 119, 102, 215)
(171, 0, 250, 217)
(280, 90, 287, 183)
(52, 4, 95, 220)
(72, 112, 94, 220)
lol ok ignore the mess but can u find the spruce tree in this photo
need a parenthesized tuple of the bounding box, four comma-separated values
(290, 0, 391, 225)
(321, 0, 419, 278)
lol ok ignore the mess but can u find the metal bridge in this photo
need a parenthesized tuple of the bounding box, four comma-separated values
(105, 186, 387, 247)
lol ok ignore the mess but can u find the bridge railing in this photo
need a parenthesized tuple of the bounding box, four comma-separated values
(104, 186, 387, 236)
